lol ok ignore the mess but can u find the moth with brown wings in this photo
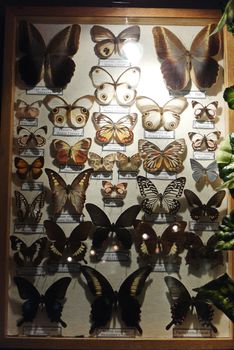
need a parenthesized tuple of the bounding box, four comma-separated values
(14, 99, 43, 119)
(116, 152, 142, 172)
(88, 152, 116, 172)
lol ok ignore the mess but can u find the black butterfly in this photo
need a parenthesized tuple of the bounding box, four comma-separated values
(10, 236, 47, 266)
(14, 276, 71, 327)
(81, 265, 152, 334)
(15, 190, 45, 223)
(164, 276, 217, 333)
(85, 203, 141, 254)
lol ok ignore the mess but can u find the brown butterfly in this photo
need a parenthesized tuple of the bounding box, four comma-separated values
(15, 156, 44, 180)
(10, 236, 47, 266)
(14, 190, 45, 223)
(116, 152, 142, 172)
(188, 131, 221, 151)
(14, 99, 43, 119)
(192, 100, 218, 120)
(152, 24, 221, 91)
(88, 152, 116, 172)
(101, 181, 128, 199)
(17, 126, 47, 148)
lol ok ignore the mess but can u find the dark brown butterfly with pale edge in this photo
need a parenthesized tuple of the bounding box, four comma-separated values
(44, 220, 92, 264)
(116, 152, 142, 172)
(44, 95, 94, 128)
(88, 152, 116, 172)
(15, 156, 44, 180)
(10, 236, 47, 266)
(45, 168, 93, 215)
(138, 139, 186, 173)
(192, 100, 218, 120)
(17, 22, 80, 88)
(14, 99, 43, 119)
(188, 131, 221, 151)
(15, 190, 45, 223)
(137, 176, 186, 215)
(184, 189, 226, 221)
(81, 265, 152, 334)
(164, 276, 217, 333)
(152, 24, 221, 91)
(90, 25, 140, 59)
(101, 181, 128, 199)
(14, 276, 71, 327)
(17, 126, 47, 147)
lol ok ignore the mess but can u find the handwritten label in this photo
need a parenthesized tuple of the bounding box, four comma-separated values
(193, 120, 215, 129)
(102, 143, 126, 151)
(54, 213, 83, 223)
(91, 172, 113, 180)
(14, 224, 44, 234)
(118, 171, 138, 179)
(144, 130, 175, 139)
(144, 213, 175, 223)
(23, 325, 62, 337)
(16, 266, 46, 276)
(147, 171, 177, 180)
(19, 148, 44, 157)
(27, 86, 62, 95)
(194, 151, 215, 160)
(170, 90, 206, 99)
(95, 327, 135, 338)
(19, 118, 38, 127)
(173, 328, 212, 338)
(21, 182, 43, 191)
(100, 105, 130, 114)
(53, 127, 84, 137)
(189, 221, 219, 231)
(99, 59, 130, 67)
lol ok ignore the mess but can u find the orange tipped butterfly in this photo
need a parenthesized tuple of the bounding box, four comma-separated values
(10, 236, 47, 266)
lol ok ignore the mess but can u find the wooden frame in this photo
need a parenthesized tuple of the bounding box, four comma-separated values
(0, 5, 234, 350)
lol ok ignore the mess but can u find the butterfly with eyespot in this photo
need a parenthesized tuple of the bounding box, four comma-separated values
(15, 190, 45, 223)
(14, 99, 43, 119)
(15, 156, 44, 180)
(10, 236, 47, 266)
(88, 152, 116, 172)
(136, 96, 188, 131)
(90, 25, 140, 59)
(17, 22, 80, 88)
(45, 168, 93, 215)
(81, 265, 152, 334)
(116, 152, 142, 172)
(44, 220, 92, 264)
(138, 139, 186, 173)
(188, 131, 221, 151)
(164, 276, 217, 333)
(190, 159, 219, 183)
(14, 276, 71, 327)
(44, 95, 94, 128)
(152, 24, 221, 91)
(137, 176, 186, 215)
(184, 189, 226, 221)
(86, 203, 141, 253)
(192, 100, 218, 120)
(17, 126, 47, 148)
(89, 66, 141, 106)
(92, 113, 137, 145)
(101, 181, 128, 199)
(51, 138, 92, 166)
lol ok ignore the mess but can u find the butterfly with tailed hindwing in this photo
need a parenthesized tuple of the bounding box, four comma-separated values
(190, 159, 219, 183)
(81, 265, 152, 334)
(101, 181, 128, 199)
(10, 236, 47, 266)
(15, 156, 44, 180)
(116, 152, 142, 172)
(152, 24, 221, 91)
(17, 126, 47, 148)
(15, 190, 45, 223)
(188, 131, 221, 151)
(14, 99, 42, 119)
(88, 152, 116, 172)
(192, 100, 218, 120)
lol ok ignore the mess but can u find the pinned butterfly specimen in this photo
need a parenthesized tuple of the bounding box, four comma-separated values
(89, 66, 140, 106)
(164, 276, 217, 333)
(44, 95, 94, 128)
(51, 138, 92, 166)
(90, 25, 140, 59)
(116, 152, 142, 172)
(14, 99, 43, 119)
(14, 276, 71, 327)
(138, 139, 186, 173)
(101, 181, 128, 199)
(15, 156, 44, 180)
(17, 126, 47, 148)
(15, 190, 45, 223)
(85, 203, 141, 253)
(190, 159, 219, 183)
(17, 21, 80, 88)
(152, 24, 221, 91)
(136, 96, 188, 131)
(81, 265, 152, 334)
(10, 236, 47, 266)
(45, 168, 93, 215)
(137, 176, 186, 215)
(44, 220, 92, 264)
(192, 100, 218, 120)
(184, 189, 226, 221)
(92, 113, 137, 145)
(88, 152, 116, 172)
(188, 131, 221, 151)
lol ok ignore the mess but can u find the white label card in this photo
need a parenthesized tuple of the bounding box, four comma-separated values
(144, 213, 175, 223)
(27, 86, 63, 95)
(54, 213, 83, 223)
(19, 118, 38, 127)
(103, 198, 124, 207)
(19, 148, 44, 157)
(144, 130, 175, 139)
(102, 143, 126, 151)
(189, 221, 220, 231)
(99, 59, 130, 67)
(100, 105, 130, 114)
(96, 327, 136, 338)
(194, 151, 215, 160)
(53, 127, 84, 137)
(193, 120, 215, 129)
(59, 165, 84, 173)
(173, 328, 212, 338)
(47, 263, 81, 273)
(23, 325, 62, 337)
(91, 172, 113, 180)
(14, 224, 44, 234)
(21, 182, 44, 191)
(96, 251, 130, 262)
(147, 171, 177, 180)
(16, 266, 46, 276)
(169, 90, 206, 99)
(118, 171, 138, 179)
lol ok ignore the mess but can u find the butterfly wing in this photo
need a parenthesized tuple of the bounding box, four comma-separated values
(88, 152, 115, 172)
(92, 113, 114, 144)
(137, 175, 160, 214)
(206, 161, 219, 183)
(69, 95, 94, 128)
(190, 159, 205, 182)
(116, 152, 142, 172)
(116, 25, 140, 56)
(15, 191, 29, 222)
(205, 190, 226, 220)
(15, 99, 42, 119)
(115, 67, 140, 106)
(136, 96, 161, 130)
(45, 168, 68, 214)
(44, 220, 67, 262)
(114, 114, 137, 145)
(134, 221, 158, 258)
(161, 221, 187, 256)
(69, 168, 93, 214)
(68, 221, 92, 262)
(184, 189, 203, 220)
(162, 97, 188, 131)
(193, 295, 217, 333)
(29, 156, 44, 179)
(160, 177, 186, 214)
(90, 25, 116, 59)
(15, 157, 30, 180)
(90, 66, 115, 105)
(29, 191, 45, 223)
(52, 138, 91, 165)
(205, 131, 221, 151)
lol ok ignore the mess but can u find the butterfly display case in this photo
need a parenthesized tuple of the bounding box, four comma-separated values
(0, 5, 234, 350)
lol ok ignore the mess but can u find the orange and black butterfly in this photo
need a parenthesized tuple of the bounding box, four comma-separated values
(15, 156, 44, 180)
(101, 181, 127, 199)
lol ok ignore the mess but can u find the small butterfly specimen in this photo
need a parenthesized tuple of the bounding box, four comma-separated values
(51, 138, 92, 166)
(164, 276, 217, 332)
(188, 131, 221, 151)
(136, 96, 188, 131)
(116, 152, 142, 172)
(81, 265, 152, 334)
(90, 25, 140, 59)
(190, 159, 219, 183)
(192, 100, 218, 120)
(152, 24, 221, 91)
(92, 113, 137, 145)
(85, 203, 141, 253)
(101, 181, 128, 199)
(14, 276, 71, 327)
(138, 139, 186, 173)
(88, 152, 116, 172)
(45, 168, 93, 215)
(137, 176, 186, 215)
(44, 95, 94, 128)
(10, 236, 47, 266)
(89, 66, 141, 106)
(15, 156, 44, 180)
(17, 21, 80, 88)
(17, 126, 47, 148)
(14, 99, 43, 119)
(15, 190, 45, 223)
(184, 189, 226, 221)
(44, 220, 92, 264)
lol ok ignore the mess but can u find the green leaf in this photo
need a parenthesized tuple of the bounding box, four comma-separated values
(223, 85, 234, 109)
